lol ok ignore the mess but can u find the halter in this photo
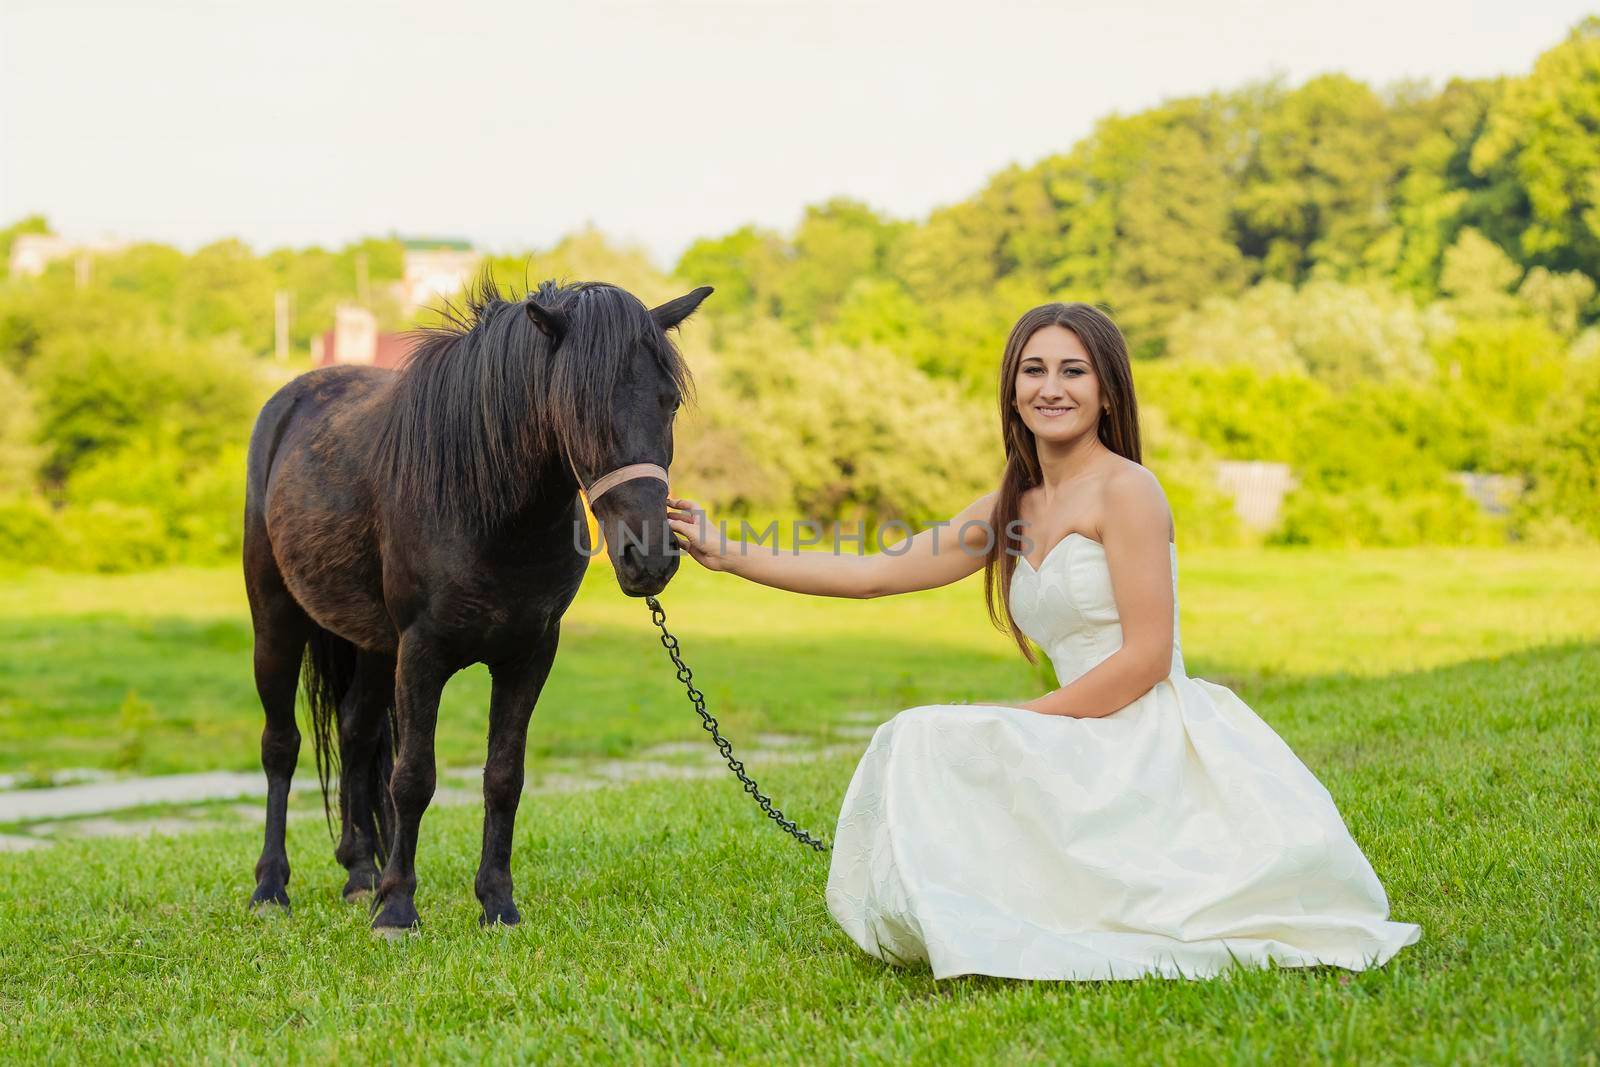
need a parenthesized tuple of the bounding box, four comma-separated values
(584, 462, 668, 506)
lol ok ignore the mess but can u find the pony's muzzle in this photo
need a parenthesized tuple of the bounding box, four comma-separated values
(615, 535, 679, 596)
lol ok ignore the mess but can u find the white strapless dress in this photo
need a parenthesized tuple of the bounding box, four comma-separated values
(825, 534, 1420, 981)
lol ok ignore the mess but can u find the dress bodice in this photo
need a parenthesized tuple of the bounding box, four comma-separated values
(1009, 533, 1185, 684)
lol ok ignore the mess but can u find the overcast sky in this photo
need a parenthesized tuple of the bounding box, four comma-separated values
(1, 0, 1591, 267)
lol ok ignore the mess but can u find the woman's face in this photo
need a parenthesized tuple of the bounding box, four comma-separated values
(1012, 324, 1103, 444)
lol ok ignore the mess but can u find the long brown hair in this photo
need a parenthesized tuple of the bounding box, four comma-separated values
(983, 303, 1142, 663)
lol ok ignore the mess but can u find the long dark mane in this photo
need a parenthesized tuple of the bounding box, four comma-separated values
(373, 276, 694, 533)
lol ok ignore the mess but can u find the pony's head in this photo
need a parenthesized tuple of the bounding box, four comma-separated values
(527, 280, 711, 596)
(378, 276, 710, 597)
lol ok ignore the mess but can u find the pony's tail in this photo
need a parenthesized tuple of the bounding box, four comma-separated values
(301, 627, 397, 862)
(372, 702, 396, 863)
(301, 626, 355, 837)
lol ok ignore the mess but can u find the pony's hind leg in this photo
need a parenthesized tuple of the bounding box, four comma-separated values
(335, 650, 397, 903)
(371, 630, 452, 935)
(247, 583, 310, 913)
(476, 630, 562, 927)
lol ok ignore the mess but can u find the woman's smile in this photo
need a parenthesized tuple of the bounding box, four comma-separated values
(1035, 405, 1075, 417)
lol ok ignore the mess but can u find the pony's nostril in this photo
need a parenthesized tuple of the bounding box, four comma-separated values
(620, 542, 642, 570)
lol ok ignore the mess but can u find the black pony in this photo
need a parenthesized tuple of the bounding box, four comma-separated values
(243, 277, 710, 933)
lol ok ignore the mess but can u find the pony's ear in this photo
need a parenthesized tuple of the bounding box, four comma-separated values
(649, 286, 714, 332)
(525, 298, 568, 342)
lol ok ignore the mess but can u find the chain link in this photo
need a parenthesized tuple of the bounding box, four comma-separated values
(645, 595, 831, 852)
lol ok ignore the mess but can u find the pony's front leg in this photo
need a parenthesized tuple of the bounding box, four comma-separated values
(371, 633, 451, 935)
(476, 628, 562, 927)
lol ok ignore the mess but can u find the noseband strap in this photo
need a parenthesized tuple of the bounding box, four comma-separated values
(584, 462, 668, 505)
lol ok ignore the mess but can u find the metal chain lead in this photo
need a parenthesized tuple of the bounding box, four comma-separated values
(644, 595, 830, 852)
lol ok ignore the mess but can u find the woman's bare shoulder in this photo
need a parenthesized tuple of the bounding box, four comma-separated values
(1096, 459, 1174, 541)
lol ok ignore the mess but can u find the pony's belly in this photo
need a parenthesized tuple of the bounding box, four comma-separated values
(267, 504, 396, 653)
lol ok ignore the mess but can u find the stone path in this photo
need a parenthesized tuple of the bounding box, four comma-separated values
(0, 717, 887, 852)
(0, 771, 268, 823)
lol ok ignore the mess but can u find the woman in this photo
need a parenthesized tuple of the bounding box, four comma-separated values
(666, 303, 1420, 981)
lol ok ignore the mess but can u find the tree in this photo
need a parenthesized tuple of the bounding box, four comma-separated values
(1165, 280, 1442, 388)
(1517, 267, 1597, 338)
(673, 225, 790, 339)
(1438, 227, 1522, 317)
(1371, 79, 1502, 295)
(1235, 75, 1399, 283)
(1037, 96, 1249, 355)
(28, 324, 256, 486)
(0, 364, 40, 494)
(779, 199, 904, 336)
(175, 240, 278, 354)
(1509, 356, 1600, 542)
(1472, 17, 1600, 270)
(708, 321, 996, 527)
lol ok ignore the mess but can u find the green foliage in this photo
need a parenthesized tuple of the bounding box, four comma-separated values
(1517, 266, 1596, 338)
(172, 239, 278, 352)
(26, 322, 254, 485)
(1138, 362, 1329, 462)
(481, 226, 682, 316)
(1472, 17, 1600, 267)
(0, 495, 62, 568)
(0, 364, 40, 495)
(1165, 280, 1444, 388)
(1431, 317, 1567, 430)
(1507, 356, 1600, 543)
(1439, 227, 1522, 317)
(779, 199, 904, 335)
(266, 236, 406, 343)
(1272, 481, 1499, 547)
(1055, 98, 1249, 353)
(1139, 406, 1246, 546)
(66, 434, 247, 563)
(674, 224, 789, 332)
(4, 20, 1600, 571)
(698, 322, 997, 527)
(1235, 75, 1400, 282)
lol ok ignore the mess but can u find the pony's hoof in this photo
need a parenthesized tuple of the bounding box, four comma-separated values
(249, 886, 291, 916)
(371, 896, 420, 936)
(371, 923, 419, 941)
(479, 905, 522, 929)
(343, 886, 374, 905)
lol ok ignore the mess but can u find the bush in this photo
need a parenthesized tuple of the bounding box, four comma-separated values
(0, 494, 65, 568)
(1165, 280, 1448, 389)
(1271, 482, 1503, 547)
(65, 431, 245, 561)
(1507, 358, 1600, 543)
(28, 325, 255, 486)
(689, 322, 998, 527)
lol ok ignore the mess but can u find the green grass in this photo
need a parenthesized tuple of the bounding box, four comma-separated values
(2, 643, 1597, 1063)
(1, 548, 1598, 1062)
(3, 548, 1599, 777)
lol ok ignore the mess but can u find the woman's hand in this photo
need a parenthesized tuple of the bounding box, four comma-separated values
(666, 496, 731, 572)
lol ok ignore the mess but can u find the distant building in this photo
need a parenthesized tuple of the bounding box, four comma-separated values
(1215, 460, 1297, 531)
(9, 234, 128, 278)
(313, 304, 416, 369)
(398, 237, 480, 313)
(1451, 472, 1523, 516)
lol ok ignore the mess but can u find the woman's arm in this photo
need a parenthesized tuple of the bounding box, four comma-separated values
(666, 492, 1000, 599)
(1013, 468, 1175, 718)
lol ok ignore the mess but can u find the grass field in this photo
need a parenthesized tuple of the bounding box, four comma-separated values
(2, 548, 1599, 1062)
(3, 547, 1599, 777)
